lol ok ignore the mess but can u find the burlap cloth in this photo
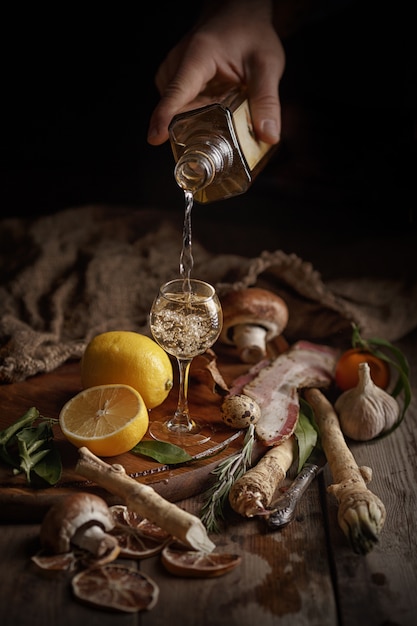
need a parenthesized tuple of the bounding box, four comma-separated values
(1, 205, 416, 383)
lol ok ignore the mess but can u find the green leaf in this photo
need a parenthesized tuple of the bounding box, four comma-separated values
(33, 445, 62, 486)
(295, 402, 319, 472)
(0, 406, 40, 466)
(15, 424, 53, 482)
(0, 409, 62, 486)
(131, 440, 193, 464)
(0, 407, 40, 446)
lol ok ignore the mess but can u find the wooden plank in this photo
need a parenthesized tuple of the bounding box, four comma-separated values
(1, 332, 415, 626)
(0, 359, 257, 521)
(0, 497, 338, 626)
(323, 331, 417, 626)
(141, 492, 337, 626)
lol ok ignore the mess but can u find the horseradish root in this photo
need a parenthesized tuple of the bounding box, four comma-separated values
(304, 388, 386, 554)
(75, 447, 215, 553)
(229, 436, 295, 517)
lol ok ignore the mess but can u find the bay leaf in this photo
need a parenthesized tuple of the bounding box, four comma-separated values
(131, 440, 193, 464)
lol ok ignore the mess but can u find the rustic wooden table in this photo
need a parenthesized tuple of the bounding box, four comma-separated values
(0, 328, 416, 626)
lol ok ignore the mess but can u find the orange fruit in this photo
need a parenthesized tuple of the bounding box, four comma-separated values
(71, 564, 159, 613)
(161, 541, 242, 578)
(80, 331, 173, 410)
(335, 348, 390, 391)
(59, 384, 149, 456)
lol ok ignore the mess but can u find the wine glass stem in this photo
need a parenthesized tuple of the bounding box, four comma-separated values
(168, 357, 194, 432)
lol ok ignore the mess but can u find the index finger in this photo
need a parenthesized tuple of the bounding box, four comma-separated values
(148, 64, 214, 145)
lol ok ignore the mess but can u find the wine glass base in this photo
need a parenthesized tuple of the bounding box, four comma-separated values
(148, 419, 211, 446)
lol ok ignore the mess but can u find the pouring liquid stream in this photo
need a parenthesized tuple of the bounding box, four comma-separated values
(179, 190, 194, 301)
(148, 190, 221, 445)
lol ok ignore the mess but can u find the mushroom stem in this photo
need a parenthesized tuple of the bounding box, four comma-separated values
(232, 324, 269, 363)
(40, 493, 119, 557)
(72, 524, 119, 557)
(219, 288, 289, 364)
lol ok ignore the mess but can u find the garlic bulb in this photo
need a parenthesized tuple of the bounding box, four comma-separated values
(335, 361, 399, 441)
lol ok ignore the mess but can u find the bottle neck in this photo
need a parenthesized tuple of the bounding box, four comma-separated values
(174, 136, 233, 194)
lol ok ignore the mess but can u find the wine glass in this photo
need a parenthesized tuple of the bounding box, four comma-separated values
(148, 278, 223, 446)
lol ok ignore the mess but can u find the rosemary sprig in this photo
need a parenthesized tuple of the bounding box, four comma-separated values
(200, 424, 256, 533)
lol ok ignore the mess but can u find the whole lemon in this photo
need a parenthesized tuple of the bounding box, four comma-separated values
(81, 331, 173, 409)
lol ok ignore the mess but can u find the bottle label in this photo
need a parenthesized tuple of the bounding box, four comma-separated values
(233, 100, 270, 170)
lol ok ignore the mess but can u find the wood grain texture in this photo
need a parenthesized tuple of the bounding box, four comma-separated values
(0, 331, 416, 626)
(0, 359, 258, 521)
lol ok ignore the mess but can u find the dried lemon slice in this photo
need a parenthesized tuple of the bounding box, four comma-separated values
(71, 564, 159, 613)
(109, 505, 171, 558)
(161, 541, 242, 578)
(31, 551, 77, 572)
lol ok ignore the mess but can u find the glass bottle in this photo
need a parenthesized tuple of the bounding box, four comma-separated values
(169, 87, 278, 203)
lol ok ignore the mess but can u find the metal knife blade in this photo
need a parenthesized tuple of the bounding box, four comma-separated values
(128, 429, 243, 478)
(60, 429, 244, 488)
(266, 446, 327, 530)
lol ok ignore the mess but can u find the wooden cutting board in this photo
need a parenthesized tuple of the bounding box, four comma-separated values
(0, 357, 260, 522)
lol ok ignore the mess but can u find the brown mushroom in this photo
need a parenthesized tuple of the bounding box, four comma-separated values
(40, 492, 120, 560)
(219, 288, 289, 363)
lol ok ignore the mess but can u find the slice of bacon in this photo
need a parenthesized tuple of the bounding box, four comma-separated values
(240, 341, 339, 446)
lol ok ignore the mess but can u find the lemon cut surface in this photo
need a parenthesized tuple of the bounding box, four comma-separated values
(81, 331, 173, 410)
(59, 384, 149, 456)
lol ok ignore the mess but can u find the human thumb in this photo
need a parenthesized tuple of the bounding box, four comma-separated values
(249, 95, 282, 145)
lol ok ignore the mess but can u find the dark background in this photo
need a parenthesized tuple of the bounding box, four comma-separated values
(1, 1, 416, 239)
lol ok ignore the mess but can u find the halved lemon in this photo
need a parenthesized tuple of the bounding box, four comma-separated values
(59, 384, 149, 457)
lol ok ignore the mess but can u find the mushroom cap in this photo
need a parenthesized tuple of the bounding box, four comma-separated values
(40, 492, 115, 554)
(219, 288, 289, 345)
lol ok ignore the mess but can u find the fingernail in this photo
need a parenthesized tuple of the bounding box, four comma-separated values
(261, 119, 280, 143)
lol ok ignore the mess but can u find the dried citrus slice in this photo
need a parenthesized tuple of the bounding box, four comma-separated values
(31, 545, 120, 572)
(31, 551, 77, 572)
(71, 564, 159, 613)
(59, 384, 149, 456)
(161, 541, 242, 578)
(109, 505, 171, 558)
